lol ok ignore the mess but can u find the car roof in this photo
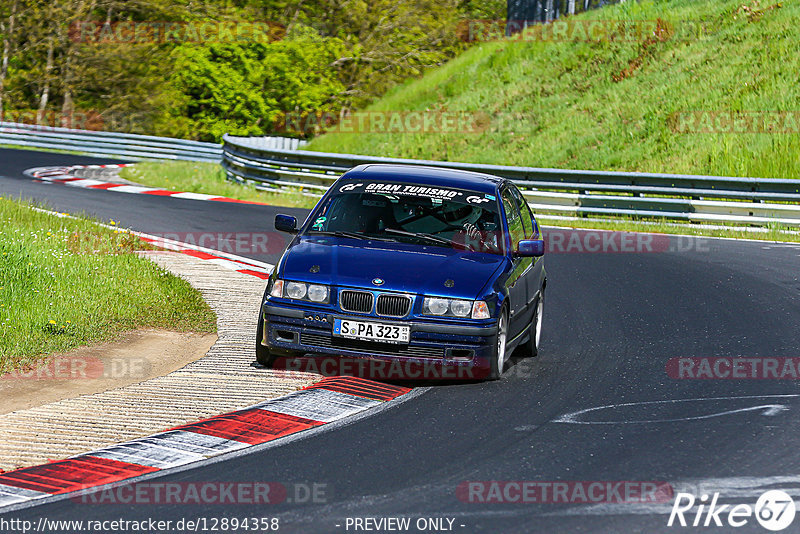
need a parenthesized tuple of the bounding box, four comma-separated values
(340, 164, 505, 195)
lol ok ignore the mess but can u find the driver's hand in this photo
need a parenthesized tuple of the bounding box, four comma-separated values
(463, 223, 480, 239)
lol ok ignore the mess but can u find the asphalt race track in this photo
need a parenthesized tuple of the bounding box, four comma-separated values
(2, 147, 800, 533)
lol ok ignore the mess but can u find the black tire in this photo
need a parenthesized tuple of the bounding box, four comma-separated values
(522, 288, 545, 358)
(488, 307, 509, 380)
(255, 314, 275, 367)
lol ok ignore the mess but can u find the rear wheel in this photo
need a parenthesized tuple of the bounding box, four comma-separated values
(255, 315, 275, 367)
(488, 308, 508, 380)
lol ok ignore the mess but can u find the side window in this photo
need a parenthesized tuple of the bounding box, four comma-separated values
(510, 185, 533, 238)
(501, 188, 524, 250)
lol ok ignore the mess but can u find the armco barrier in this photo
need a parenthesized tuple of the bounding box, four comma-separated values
(0, 122, 222, 162)
(3, 122, 796, 226)
(0, 123, 305, 163)
(222, 134, 800, 227)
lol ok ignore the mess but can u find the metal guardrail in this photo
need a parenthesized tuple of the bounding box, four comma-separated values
(0, 122, 222, 162)
(222, 134, 800, 227)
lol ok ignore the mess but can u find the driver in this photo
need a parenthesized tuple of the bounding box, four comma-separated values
(441, 203, 498, 252)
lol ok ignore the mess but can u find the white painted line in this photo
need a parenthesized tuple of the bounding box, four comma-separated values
(107, 185, 161, 194)
(553, 395, 799, 425)
(255, 389, 381, 422)
(60, 178, 106, 187)
(207, 258, 253, 271)
(170, 192, 223, 201)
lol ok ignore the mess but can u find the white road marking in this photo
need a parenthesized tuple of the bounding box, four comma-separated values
(553, 395, 799, 424)
(107, 185, 161, 194)
(169, 192, 222, 201)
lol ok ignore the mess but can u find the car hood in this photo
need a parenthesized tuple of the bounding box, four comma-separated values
(279, 236, 506, 299)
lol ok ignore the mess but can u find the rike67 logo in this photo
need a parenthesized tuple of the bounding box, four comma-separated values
(668, 490, 796, 531)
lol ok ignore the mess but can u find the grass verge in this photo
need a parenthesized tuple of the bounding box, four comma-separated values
(120, 161, 318, 208)
(306, 0, 800, 181)
(0, 197, 217, 375)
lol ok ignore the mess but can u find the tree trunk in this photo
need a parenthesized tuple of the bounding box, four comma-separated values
(61, 87, 74, 128)
(37, 39, 54, 125)
(0, 0, 18, 122)
(61, 0, 94, 128)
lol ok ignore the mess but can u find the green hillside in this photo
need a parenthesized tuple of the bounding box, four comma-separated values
(307, 0, 800, 180)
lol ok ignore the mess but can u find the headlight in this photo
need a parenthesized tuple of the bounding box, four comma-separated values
(268, 279, 330, 304)
(450, 299, 472, 317)
(422, 297, 491, 319)
(286, 281, 307, 299)
(307, 284, 328, 303)
(423, 298, 449, 315)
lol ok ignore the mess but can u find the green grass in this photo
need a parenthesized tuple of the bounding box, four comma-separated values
(0, 197, 217, 375)
(307, 0, 800, 180)
(120, 161, 319, 208)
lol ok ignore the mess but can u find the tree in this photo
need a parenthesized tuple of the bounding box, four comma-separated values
(0, 0, 19, 121)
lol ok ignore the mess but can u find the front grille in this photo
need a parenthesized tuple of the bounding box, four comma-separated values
(376, 294, 412, 317)
(302, 333, 443, 359)
(340, 290, 373, 313)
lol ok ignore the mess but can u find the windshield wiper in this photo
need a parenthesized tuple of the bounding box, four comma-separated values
(309, 230, 393, 241)
(383, 228, 459, 248)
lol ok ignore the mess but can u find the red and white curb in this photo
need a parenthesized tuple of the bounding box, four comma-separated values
(25, 165, 269, 206)
(135, 232, 273, 280)
(0, 376, 410, 509)
(32, 203, 275, 280)
(26, 164, 280, 278)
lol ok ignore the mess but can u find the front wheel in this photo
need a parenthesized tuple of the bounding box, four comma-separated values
(522, 289, 544, 358)
(255, 315, 275, 367)
(488, 308, 508, 380)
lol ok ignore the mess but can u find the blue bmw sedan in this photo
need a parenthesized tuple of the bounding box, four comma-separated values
(257, 164, 546, 380)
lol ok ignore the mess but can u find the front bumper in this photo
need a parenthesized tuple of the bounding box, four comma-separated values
(260, 302, 497, 379)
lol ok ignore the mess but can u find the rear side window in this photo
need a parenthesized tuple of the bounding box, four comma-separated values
(501, 189, 524, 249)
(509, 186, 533, 238)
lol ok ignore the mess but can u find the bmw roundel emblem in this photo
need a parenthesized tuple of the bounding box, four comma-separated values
(372, 278, 385, 286)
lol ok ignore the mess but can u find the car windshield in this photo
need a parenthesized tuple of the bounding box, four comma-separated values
(306, 180, 504, 255)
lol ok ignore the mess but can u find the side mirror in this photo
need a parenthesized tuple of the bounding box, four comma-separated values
(516, 239, 544, 257)
(275, 214, 298, 233)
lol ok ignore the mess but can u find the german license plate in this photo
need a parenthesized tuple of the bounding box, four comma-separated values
(333, 318, 410, 344)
